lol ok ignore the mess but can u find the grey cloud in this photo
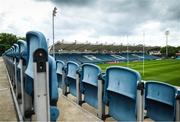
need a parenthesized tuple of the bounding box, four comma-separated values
(34, 0, 97, 7)
(55, 0, 95, 6)
(41, 0, 180, 38)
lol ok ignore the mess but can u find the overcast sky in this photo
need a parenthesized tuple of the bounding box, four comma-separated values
(0, 0, 180, 46)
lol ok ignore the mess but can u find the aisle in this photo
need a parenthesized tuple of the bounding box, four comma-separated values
(0, 57, 17, 121)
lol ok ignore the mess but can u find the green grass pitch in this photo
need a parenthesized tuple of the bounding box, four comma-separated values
(98, 59, 180, 86)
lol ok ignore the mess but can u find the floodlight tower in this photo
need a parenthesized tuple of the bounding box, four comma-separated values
(47, 38, 49, 47)
(126, 35, 129, 67)
(165, 30, 170, 58)
(143, 32, 145, 76)
(52, 7, 57, 58)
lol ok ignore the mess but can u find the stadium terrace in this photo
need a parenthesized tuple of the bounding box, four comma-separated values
(1, 31, 179, 121)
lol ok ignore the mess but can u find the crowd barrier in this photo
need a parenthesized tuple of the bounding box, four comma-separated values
(3, 31, 59, 121)
(2, 30, 180, 122)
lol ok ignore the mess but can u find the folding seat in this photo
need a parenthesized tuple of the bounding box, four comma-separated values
(56, 60, 65, 88)
(9, 47, 15, 81)
(145, 81, 180, 121)
(13, 44, 19, 90)
(77, 63, 104, 118)
(17, 40, 27, 116)
(24, 31, 59, 121)
(48, 55, 60, 121)
(103, 66, 144, 121)
(65, 61, 79, 96)
(13, 43, 23, 98)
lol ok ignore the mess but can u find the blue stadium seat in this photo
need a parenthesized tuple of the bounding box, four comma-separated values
(103, 66, 141, 121)
(48, 55, 59, 121)
(13, 44, 20, 94)
(17, 40, 28, 66)
(80, 63, 101, 108)
(145, 81, 178, 121)
(24, 31, 59, 120)
(16, 40, 27, 100)
(17, 40, 28, 82)
(25, 31, 48, 95)
(65, 61, 79, 96)
(13, 44, 19, 60)
(56, 60, 65, 88)
(16, 40, 28, 116)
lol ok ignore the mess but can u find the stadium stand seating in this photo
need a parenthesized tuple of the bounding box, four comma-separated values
(16, 40, 27, 104)
(3, 30, 179, 122)
(13, 44, 19, 94)
(3, 31, 59, 121)
(145, 81, 179, 121)
(55, 52, 159, 64)
(78, 63, 104, 118)
(64, 61, 79, 96)
(56, 60, 65, 88)
(79, 63, 101, 107)
(102, 66, 144, 121)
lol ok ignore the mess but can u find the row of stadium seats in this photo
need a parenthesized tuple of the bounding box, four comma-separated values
(55, 52, 159, 64)
(2, 31, 59, 121)
(56, 60, 180, 121)
(2, 30, 179, 121)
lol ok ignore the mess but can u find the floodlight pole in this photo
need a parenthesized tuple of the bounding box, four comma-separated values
(165, 30, 169, 58)
(52, 7, 57, 58)
(126, 35, 129, 67)
(143, 32, 145, 76)
(47, 38, 49, 47)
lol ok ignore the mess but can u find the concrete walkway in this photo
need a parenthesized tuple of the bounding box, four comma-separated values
(57, 94, 101, 121)
(0, 57, 100, 121)
(0, 57, 156, 121)
(0, 57, 17, 121)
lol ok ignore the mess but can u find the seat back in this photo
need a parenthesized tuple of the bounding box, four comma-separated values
(66, 61, 79, 96)
(49, 56, 59, 105)
(17, 40, 27, 80)
(2, 31, 59, 121)
(81, 63, 101, 108)
(24, 31, 48, 95)
(17, 40, 27, 64)
(13, 44, 19, 59)
(56, 60, 65, 88)
(103, 66, 141, 121)
(17, 40, 27, 82)
(145, 81, 177, 121)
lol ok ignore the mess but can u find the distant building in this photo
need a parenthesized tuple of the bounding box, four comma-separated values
(149, 50, 161, 56)
(148, 47, 161, 56)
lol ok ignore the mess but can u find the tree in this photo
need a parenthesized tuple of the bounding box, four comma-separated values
(0, 33, 25, 55)
(160, 46, 177, 58)
(176, 46, 180, 52)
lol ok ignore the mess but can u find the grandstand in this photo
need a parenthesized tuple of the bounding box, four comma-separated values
(1, 31, 180, 122)
(52, 42, 160, 64)
(53, 42, 160, 53)
(55, 52, 159, 64)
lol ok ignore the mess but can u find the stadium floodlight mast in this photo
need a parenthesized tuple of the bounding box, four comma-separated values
(52, 7, 57, 58)
(126, 35, 129, 67)
(143, 32, 145, 76)
(165, 30, 170, 58)
(47, 38, 49, 47)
